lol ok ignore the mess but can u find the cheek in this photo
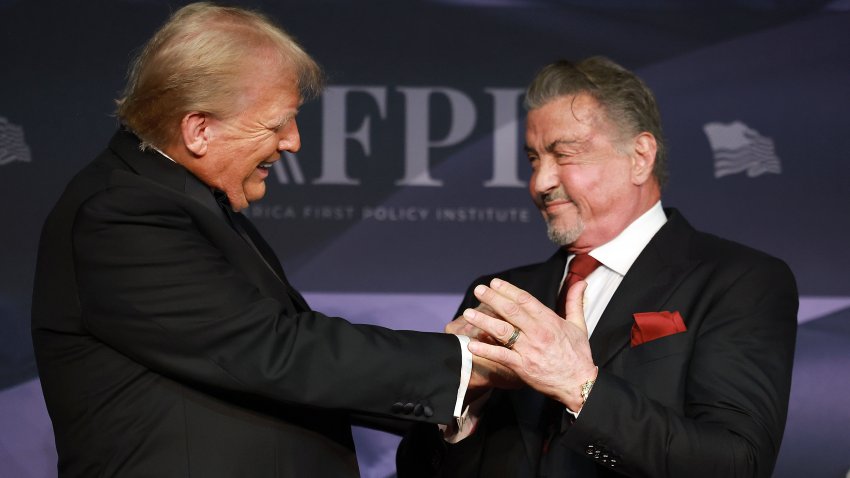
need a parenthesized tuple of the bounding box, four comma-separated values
(585, 171, 631, 210)
(528, 170, 539, 198)
(559, 169, 593, 196)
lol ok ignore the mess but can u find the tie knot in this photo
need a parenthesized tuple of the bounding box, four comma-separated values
(566, 254, 601, 288)
(556, 254, 601, 317)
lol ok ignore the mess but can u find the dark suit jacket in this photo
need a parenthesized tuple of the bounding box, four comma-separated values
(398, 209, 797, 478)
(31, 129, 462, 477)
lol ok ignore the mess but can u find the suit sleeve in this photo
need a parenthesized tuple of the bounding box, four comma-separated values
(71, 184, 461, 424)
(562, 254, 798, 478)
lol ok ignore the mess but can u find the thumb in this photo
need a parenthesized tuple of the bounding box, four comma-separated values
(565, 280, 588, 335)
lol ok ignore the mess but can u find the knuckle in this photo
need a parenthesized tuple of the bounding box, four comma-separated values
(503, 302, 520, 317)
(516, 291, 535, 305)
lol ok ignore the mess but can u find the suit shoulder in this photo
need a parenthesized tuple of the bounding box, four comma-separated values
(690, 229, 795, 285)
(39, 149, 130, 235)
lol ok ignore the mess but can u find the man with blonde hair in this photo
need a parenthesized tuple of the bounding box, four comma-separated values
(32, 4, 497, 476)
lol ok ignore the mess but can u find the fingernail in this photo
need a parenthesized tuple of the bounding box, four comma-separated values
(491, 278, 502, 289)
(463, 309, 476, 319)
(474, 284, 486, 296)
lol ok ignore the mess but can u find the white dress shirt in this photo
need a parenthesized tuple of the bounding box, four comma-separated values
(570, 201, 667, 338)
(447, 201, 667, 440)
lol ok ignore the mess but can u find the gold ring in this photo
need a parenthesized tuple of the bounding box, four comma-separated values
(503, 326, 521, 350)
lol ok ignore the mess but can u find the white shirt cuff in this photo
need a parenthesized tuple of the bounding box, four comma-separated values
(453, 335, 472, 418)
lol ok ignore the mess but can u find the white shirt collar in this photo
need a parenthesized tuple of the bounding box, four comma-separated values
(589, 201, 667, 276)
(151, 145, 177, 163)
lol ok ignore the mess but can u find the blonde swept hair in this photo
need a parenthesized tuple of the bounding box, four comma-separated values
(116, 2, 324, 149)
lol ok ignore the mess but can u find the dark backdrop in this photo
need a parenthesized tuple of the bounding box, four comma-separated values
(1, 1, 848, 476)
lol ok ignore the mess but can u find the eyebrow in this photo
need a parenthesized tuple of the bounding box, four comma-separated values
(546, 139, 583, 152)
(282, 110, 299, 123)
(525, 138, 582, 154)
(268, 110, 299, 129)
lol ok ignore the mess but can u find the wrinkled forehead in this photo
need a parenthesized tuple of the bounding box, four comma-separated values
(229, 59, 300, 106)
(527, 93, 608, 135)
(545, 92, 608, 124)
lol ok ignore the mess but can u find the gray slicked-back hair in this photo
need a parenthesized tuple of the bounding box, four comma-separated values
(525, 57, 668, 187)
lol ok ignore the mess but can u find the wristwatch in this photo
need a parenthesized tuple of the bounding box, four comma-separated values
(580, 367, 598, 405)
(580, 378, 595, 405)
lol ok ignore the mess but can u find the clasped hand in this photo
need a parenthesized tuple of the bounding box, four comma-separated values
(461, 278, 597, 412)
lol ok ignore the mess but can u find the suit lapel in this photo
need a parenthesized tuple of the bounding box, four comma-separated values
(232, 212, 311, 311)
(106, 129, 310, 313)
(510, 249, 568, 311)
(590, 209, 701, 368)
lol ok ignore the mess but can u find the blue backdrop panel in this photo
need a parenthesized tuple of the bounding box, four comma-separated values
(1, 1, 848, 476)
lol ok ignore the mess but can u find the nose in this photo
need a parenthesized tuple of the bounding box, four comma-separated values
(278, 118, 301, 153)
(531, 157, 559, 196)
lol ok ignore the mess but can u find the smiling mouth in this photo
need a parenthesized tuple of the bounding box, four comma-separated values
(540, 189, 572, 212)
(257, 162, 274, 170)
(544, 198, 569, 206)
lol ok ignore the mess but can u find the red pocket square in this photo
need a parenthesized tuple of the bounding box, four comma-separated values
(631, 311, 686, 347)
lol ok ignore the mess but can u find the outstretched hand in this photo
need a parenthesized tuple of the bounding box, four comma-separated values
(449, 303, 522, 400)
(445, 303, 499, 344)
(462, 278, 597, 412)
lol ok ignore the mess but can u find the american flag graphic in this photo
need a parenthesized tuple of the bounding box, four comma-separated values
(703, 121, 781, 178)
(0, 116, 31, 166)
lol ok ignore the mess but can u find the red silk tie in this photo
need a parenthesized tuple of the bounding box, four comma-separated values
(556, 253, 602, 317)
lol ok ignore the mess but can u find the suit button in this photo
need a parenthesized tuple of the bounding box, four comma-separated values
(413, 403, 424, 416)
(423, 406, 434, 417)
(392, 402, 404, 413)
(403, 402, 415, 414)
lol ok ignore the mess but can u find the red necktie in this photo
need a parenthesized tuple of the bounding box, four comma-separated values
(556, 253, 601, 317)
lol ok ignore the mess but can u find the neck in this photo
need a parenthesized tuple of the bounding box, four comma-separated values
(567, 186, 661, 254)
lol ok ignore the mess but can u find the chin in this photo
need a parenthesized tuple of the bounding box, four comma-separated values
(546, 220, 584, 246)
(244, 184, 267, 203)
(245, 193, 266, 204)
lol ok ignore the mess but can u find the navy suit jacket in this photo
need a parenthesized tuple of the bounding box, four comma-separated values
(32, 129, 462, 477)
(398, 209, 797, 477)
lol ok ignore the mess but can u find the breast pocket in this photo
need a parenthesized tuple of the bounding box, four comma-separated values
(620, 332, 692, 410)
(626, 331, 691, 366)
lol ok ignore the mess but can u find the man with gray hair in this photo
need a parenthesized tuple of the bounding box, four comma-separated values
(31, 3, 502, 477)
(398, 57, 797, 477)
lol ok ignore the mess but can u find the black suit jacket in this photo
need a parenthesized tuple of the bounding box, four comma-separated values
(32, 130, 462, 477)
(398, 209, 797, 478)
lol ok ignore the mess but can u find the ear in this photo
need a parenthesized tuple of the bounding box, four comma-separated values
(630, 132, 657, 185)
(180, 112, 212, 157)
